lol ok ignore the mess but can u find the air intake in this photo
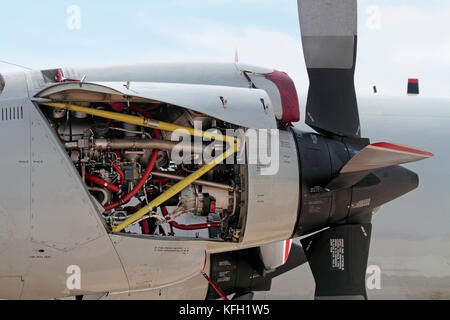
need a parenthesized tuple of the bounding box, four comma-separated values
(1, 106, 23, 121)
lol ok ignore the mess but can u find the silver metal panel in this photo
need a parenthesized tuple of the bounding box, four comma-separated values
(72, 62, 249, 88)
(21, 236, 130, 299)
(36, 81, 277, 129)
(0, 277, 24, 299)
(259, 241, 288, 270)
(72, 62, 283, 121)
(243, 129, 300, 245)
(0, 72, 28, 100)
(237, 64, 274, 75)
(25, 70, 49, 96)
(29, 103, 107, 251)
(23, 62, 285, 121)
(110, 235, 205, 292)
(249, 74, 284, 121)
(103, 270, 209, 300)
(0, 98, 31, 282)
(0, 99, 129, 300)
(13, 103, 131, 299)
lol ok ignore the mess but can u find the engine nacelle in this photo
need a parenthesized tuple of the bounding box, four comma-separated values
(291, 128, 419, 237)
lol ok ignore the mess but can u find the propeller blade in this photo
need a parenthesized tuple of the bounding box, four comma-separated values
(298, 0, 360, 137)
(301, 223, 372, 300)
(326, 142, 434, 190)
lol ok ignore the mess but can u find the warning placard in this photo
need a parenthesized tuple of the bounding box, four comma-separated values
(330, 238, 345, 271)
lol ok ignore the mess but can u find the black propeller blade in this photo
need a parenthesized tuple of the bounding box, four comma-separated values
(298, 0, 360, 138)
(325, 142, 434, 191)
(301, 224, 372, 299)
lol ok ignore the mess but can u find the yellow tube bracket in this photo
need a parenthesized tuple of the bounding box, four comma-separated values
(41, 103, 240, 233)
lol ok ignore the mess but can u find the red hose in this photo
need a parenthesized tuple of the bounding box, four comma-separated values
(152, 178, 169, 184)
(202, 272, 229, 300)
(85, 173, 120, 193)
(104, 106, 161, 211)
(115, 149, 121, 163)
(160, 206, 221, 231)
(112, 162, 125, 187)
(105, 150, 158, 211)
(168, 221, 221, 230)
(160, 206, 174, 234)
(199, 250, 229, 300)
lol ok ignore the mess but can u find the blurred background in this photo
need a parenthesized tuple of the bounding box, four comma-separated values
(1, 0, 450, 98)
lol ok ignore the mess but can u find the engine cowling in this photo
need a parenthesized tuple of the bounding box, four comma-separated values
(291, 128, 420, 237)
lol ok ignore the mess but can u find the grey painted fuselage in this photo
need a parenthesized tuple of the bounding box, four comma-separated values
(0, 63, 448, 299)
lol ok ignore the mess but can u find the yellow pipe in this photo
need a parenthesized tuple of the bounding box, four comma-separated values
(112, 145, 236, 232)
(41, 103, 237, 144)
(41, 103, 240, 232)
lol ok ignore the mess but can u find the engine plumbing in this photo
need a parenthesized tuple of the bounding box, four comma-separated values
(40, 102, 243, 242)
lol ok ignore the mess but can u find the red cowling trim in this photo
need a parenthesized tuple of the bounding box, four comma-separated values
(202, 272, 229, 300)
(264, 70, 300, 123)
(408, 78, 419, 84)
(200, 251, 228, 300)
(284, 239, 292, 264)
(56, 69, 80, 82)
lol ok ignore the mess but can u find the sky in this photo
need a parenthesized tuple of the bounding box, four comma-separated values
(0, 0, 449, 97)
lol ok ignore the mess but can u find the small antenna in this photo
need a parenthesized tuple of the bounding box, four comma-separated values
(0, 59, 32, 71)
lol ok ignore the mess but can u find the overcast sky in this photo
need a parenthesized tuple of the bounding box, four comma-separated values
(1, 0, 449, 97)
